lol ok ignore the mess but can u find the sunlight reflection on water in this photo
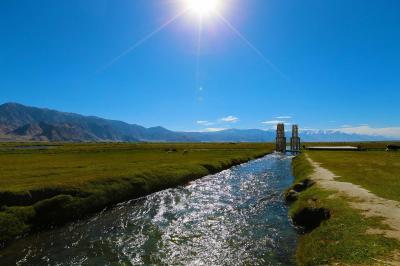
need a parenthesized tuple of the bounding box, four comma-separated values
(2, 153, 298, 265)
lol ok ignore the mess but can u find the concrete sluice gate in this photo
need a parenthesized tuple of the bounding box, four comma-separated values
(275, 124, 301, 152)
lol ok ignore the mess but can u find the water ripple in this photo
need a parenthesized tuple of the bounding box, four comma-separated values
(2, 154, 298, 266)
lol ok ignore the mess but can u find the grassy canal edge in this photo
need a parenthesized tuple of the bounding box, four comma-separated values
(0, 143, 272, 250)
(288, 152, 400, 265)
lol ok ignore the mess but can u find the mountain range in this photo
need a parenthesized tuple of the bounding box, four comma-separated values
(0, 103, 390, 142)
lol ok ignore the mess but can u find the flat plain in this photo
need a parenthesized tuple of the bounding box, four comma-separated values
(308, 150, 400, 201)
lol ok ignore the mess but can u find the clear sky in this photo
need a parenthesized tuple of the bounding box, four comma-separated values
(1, 0, 399, 136)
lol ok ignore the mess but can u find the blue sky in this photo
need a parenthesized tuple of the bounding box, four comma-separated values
(1, 0, 399, 136)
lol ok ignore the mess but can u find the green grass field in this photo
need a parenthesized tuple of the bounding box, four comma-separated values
(0, 143, 272, 192)
(307, 151, 400, 202)
(0, 142, 273, 247)
(290, 152, 400, 265)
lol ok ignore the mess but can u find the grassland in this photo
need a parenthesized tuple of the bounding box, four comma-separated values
(307, 151, 400, 202)
(0, 142, 273, 248)
(290, 152, 400, 265)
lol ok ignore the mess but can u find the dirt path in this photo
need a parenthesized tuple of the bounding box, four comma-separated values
(306, 154, 400, 242)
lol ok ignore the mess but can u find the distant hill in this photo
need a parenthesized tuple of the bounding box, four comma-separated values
(0, 103, 390, 142)
(298, 129, 388, 142)
(0, 103, 191, 142)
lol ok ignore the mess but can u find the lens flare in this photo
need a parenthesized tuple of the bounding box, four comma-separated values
(185, 0, 222, 17)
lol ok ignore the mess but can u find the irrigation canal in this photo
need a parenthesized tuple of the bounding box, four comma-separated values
(1, 153, 298, 265)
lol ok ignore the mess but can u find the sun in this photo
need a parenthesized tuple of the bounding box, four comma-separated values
(185, 0, 222, 17)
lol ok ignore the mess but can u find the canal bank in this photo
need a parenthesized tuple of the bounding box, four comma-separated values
(0, 153, 298, 265)
(0, 143, 271, 250)
(288, 153, 400, 265)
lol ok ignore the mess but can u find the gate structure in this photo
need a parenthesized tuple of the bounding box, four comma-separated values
(275, 123, 286, 153)
(290, 125, 301, 151)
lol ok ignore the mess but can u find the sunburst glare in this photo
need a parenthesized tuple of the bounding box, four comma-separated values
(184, 0, 222, 18)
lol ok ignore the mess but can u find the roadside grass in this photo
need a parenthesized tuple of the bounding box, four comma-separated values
(307, 151, 400, 202)
(0, 142, 273, 247)
(290, 153, 400, 265)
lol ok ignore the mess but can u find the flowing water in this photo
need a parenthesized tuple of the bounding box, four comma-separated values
(0, 153, 298, 265)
